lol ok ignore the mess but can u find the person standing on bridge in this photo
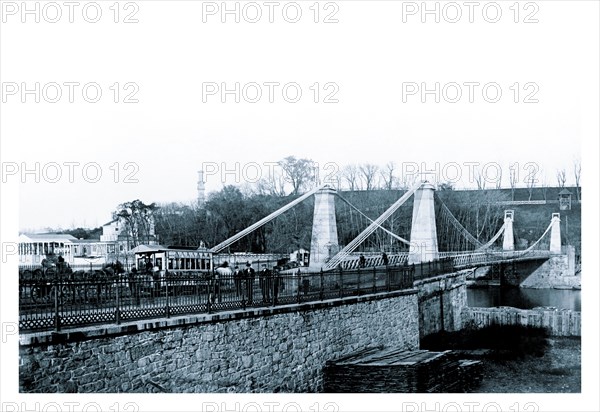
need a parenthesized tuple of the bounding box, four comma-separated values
(382, 252, 389, 266)
(244, 262, 255, 304)
(259, 264, 272, 303)
(272, 267, 281, 305)
(233, 265, 242, 297)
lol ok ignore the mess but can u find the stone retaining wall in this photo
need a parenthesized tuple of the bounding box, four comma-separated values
(20, 290, 420, 393)
(520, 246, 579, 288)
(415, 271, 469, 338)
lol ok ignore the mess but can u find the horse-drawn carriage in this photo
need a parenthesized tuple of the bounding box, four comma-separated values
(19, 255, 126, 305)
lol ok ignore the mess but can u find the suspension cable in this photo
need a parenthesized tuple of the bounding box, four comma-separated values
(517, 221, 553, 256)
(335, 192, 411, 246)
(324, 181, 424, 269)
(436, 200, 483, 249)
(210, 183, 326, 253)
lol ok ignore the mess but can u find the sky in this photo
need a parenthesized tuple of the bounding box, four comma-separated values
(0, 1, 595, 232)
(1, 1, 599, 410)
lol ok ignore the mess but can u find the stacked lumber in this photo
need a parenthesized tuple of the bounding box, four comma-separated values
(323, 347, 482, 393)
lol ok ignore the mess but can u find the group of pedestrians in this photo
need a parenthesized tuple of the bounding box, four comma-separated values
(359, 252, 389, 268)
(232, 263, 254, 303)
(232, 262, 282, 304)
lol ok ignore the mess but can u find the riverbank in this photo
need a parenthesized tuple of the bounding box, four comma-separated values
(477, 337, 580, 392)
(420, 325, 581, 393)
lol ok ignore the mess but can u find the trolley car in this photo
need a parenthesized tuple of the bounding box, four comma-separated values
(132, 245, 215, 297)
(133, 245, 213, 274)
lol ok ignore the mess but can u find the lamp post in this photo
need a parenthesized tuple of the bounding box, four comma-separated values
(83, 256, 100, 274)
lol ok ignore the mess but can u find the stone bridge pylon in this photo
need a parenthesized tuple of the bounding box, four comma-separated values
(503, 210, 515, 251)
(309, 185, 339, 269)
(408, 181, 439, 264)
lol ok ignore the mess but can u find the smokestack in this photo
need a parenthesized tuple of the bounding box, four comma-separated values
(197, 170, 206, 207)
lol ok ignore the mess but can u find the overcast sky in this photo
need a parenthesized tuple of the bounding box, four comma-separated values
(1, 1, 597, 231)
(1, 1, 599, 409)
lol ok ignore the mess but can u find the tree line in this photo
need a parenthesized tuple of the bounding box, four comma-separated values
(56, 156, 581, 255)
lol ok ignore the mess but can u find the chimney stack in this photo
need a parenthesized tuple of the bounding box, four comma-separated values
(197, 170, 206, 207)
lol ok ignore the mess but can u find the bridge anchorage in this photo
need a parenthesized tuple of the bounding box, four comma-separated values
(209, 180, 562, 274)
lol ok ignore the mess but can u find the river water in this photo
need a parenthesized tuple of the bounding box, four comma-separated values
(467, 287, 581, 311)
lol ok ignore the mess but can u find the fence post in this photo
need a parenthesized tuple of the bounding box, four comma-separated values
(165, 280, 170, 318)
(54, 281, 61, 332)
(372, 267, 376, 294)
(339, 267, 344, 298)
(296, 271, 301, 304)
(272, 271, 276, 307)
(115, 279, 121, 325)
(386, 266, 391, 292)
(320, 269, 324, 301)
(241, 270, 247, 311)
(207, 270, 213, 314)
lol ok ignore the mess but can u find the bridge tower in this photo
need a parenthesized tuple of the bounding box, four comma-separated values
(502, 210, 515, 251)
(309, 185, 339, 268)
(408, 181, 439, 264)
(550, 213, 562, 254)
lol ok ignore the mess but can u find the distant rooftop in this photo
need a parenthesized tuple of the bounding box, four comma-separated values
(102, 218, 119, 226)
(19, 233, 78, 242)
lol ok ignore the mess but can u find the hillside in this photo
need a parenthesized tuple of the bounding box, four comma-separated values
(333, 186, 581, 257)
(155, 186, 582, 259)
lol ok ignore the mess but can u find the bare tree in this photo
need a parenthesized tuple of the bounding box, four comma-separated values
(359, 163, 379, 191)
(526, 170, 537, 201)
(398, 170, 417, 190)
(155, 202, 206, 247)
(474, 165, 486, 190)
(255, 170, 287, 197)
(278, 156, 317, 195)
(115, 199, 159, 248)
(330, 173, 342, 191)
(573, 160, 581, 201)
(509, 163, 518, 201)
(540, 171, 548, 201)
(342, 164, 360, 191)
(438, 181, 454, 191)
(556, 169, 567, 188)
(495, 166, 503, 189)
(379, 162, 396, 190)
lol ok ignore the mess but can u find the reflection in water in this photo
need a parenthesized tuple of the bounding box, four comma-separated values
(467, 288, 581, 311)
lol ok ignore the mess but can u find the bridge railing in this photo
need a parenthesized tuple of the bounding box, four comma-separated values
(451, 249, 552, 267)
(19, 265, 417, 333)
(340, 253, 408, 270)
(19, 263, 107, 275)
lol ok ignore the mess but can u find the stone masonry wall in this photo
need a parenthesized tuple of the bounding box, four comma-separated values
(520, 248, 580, 289)
(415, 271, 469, 339)
(463, 306, 581, 336)
(20, 291, 419, 393)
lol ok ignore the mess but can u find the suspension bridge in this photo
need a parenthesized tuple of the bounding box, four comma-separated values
(18, 180, 575, 395)
(210, 180, 562, 277)
(19, 180, 566, 333)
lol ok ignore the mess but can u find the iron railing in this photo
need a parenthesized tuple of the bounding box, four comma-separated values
(18, 250, 552, 333)
(19, 263, 107, 276)
(19, 263, 432, 332)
